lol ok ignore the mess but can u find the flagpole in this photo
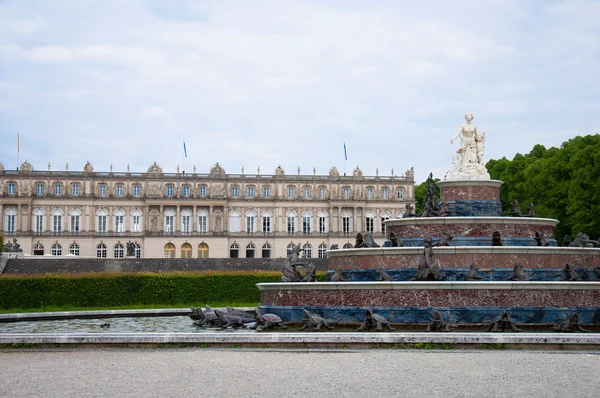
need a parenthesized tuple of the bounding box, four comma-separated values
(17, 133, 20, 170)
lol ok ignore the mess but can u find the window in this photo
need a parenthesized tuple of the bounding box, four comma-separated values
(69, 213, 80, 234)
(343, 187, 350, 199)
(231, 186, 238, 197)
(286, 211, 296, 234)
(198, 186, 206, 197)
(182, 214, 191, 234)
(287, 187, 295, 198)
(319, 187, 326, 199)
(343, 243, 353, 249)
(246, 243, 256, 258)
(247, 187, 255, 197)
(367, 188, 374, 199)
(318, 243, 327, 258)
(229, 243, 239, 258)
(198, 210, 208, 233)
(164, 243, 175, 258)
(342, 216, 351, 235)
(397, 188, 405, 199)
(54, 184, 62, 195)
(115, 185, 123, 197)
(302, 212, 312, 234)
(133, 185, 141, 197)
(4, 208, 16, 233)
(51, 243, 62, 256)
(246, 211, 256, 234)
(318, 217, 327, 234)
(8, 183, 15, 195)
(72, 184, 79, 196)
(183, 185, 190, 197)
(365, 212, 375, 234)
(134, 243, 142, 258)
(114, 243, 124, 258)
(52, 210, 63, 234)
(114, 210, 125, 233)
(97, 209, 108, 233)
(263, 187, 270, 198)
(69, 243, 80, 256)
(96, 243, 107, 258)
(262, 213, 272, 234)
(33, 243, 44, 255)
(167, 185, 174, 197)
(99, 184, 106, 197)
(33, 208, 45, 234)
(262, 243, 271, 258)
(36, 183, 44, 195)
(382, 187, 389, 199)
(229, 210, 241, 233)
(131, 210, 142, 233)
(304, 187, 310, 198)
(380, 211, 391, 234)
(303, 243, 312, 258)
(198, 243, 209, 258)
(164, 211, 175, 233)
(181, 243, 192, 258)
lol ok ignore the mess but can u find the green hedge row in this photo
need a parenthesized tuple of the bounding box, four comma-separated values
(0, 271, 302, 309)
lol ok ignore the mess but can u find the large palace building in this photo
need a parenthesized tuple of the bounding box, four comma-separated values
(0, 160, 415, 259)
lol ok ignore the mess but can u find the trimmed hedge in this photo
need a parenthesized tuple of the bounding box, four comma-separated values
(0, 271, 312, 310)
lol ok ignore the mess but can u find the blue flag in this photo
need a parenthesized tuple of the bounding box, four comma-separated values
(344, 142, 347, 160)
(183, 141, 187, 158)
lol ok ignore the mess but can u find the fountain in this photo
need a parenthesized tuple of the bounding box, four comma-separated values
(257, 114, 600, 327)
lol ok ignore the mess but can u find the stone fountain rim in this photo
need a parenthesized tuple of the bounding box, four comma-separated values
(326, 246, 600, 257)
(384, 216, 559, 226)
(437, 179, 504, 187)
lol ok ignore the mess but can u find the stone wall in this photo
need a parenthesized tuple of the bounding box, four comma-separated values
(2, 257, 328, 275)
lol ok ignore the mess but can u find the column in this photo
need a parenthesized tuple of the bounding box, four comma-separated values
(17, 204, 22, 233)
(0, 204, 3, 231)
(353, 206, 358, 233)
(192, 206, 197, 233)
(159, 205, 164, 232)
(46, 205, 51, 233)
(176, 205, 180, 233)
(209, 205, 213, 233)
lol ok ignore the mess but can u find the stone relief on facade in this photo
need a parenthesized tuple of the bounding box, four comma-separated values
(20, 180, 32, 196)
(19, 160, 33, 174)
(210, 163, 226, 176)
(146, 182, 163, 198)
(446, 113, 491, 180)
(146, 162, 163, 175)
(211, 183, 224, 198)
(214, 211, 223, 232)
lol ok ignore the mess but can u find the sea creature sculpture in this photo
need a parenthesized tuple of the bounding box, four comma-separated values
(329, 244, 339, 250)
(330, 269, 347, 282)
(355, 233, 380, 248)
(563, 264, 580, 281)
(438, 201, 452, 217)
(426, 310, 451, 332)
(402, 203, 416, 218)
(213, 309, 255, 328)
(299, 309, 335, 331)
(552, 313, 589, 333)
(388, 231, 404, 247)
(411, 237, 441, 281)
(282, 242, 306, 282)
(594, 267, 600, 279)
(433, 233, 453, 247)
(534, 231, 551, 247)
(569, 233, 600, 248)
(376, 268, 393, 281)
(563, 235, 572, 247)
(251, 309, 287, 331)
(303, 264, 317, 282)
(508, 264, 528, 281)
(510, 200, 522, 217)
(465, 263, 484, 281)
(100, 323, 110, 328)
(357, 308, 395, 331)
(191, 305, 223, 327)
(488, 311, 521, 332)
(524, 202, 536, 217)
(491, 231, 503, 246)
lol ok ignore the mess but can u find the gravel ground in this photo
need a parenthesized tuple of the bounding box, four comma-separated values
(1, 349, 599, 397)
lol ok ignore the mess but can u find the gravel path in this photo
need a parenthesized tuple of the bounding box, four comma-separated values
(1, 349, 599, 397)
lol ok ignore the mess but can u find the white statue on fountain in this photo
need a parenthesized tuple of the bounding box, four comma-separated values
(445, 112, 491, 180)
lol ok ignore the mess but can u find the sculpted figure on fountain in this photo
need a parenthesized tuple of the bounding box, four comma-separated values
(445, 113, 491, 180)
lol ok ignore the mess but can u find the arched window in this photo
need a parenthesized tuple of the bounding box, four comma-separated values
(198, 243, 209, 258)
(33, 243, 44, 256)
(286, 210, 297, 234)
(229, 210, 241, 233)
(397, 187, 405, 199)
(69, 208, 81, 234)
(134, 243, 142, 258)
(343, 243, 353, 249)
(303, 243, 312, 258)
(317, 211, 329, 234)
(181, 243, 192, 258)
(245, 210, 257, 234)
(96, 243, 107, 258)
(246, 243, 256, 258)
(181, 210, 192, 234)
(380, 211, 391, 234)
(261, 243, 271, 258)
(365, 211, 375, 234)
(50, 208, 64, 234)
(229, 243, 239, 258)
(302, 211, 312, 234)
(197, 209, 209, 233)
(318, 243, 327, 258)
(164, 243, 175, 258)
(69, 243, 80, 256)
(341, 210, 352, 235)
(32, 208, 46, 235)
(114, 209, 126, 234)
(261, 210, 273, 234)
(4, 207, 17, 234)
(164, 209, 175, 234)
(51, 243, 62, 256)
(96, 209, 108, 234)
(114, 243, 124, 258)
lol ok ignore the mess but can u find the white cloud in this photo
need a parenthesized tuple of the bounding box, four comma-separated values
(139, 106, 167, 119)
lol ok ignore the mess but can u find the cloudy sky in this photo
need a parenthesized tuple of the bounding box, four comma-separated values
(1, 0, 599, 183)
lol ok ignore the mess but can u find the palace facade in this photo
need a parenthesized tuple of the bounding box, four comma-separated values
(0, 160, 415, 259)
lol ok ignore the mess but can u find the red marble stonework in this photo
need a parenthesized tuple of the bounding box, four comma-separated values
(440, 185, 500, 202)
(261, 287, 600, 308)
(328, 249, 600, 269)
(387, 222, 556, 240)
